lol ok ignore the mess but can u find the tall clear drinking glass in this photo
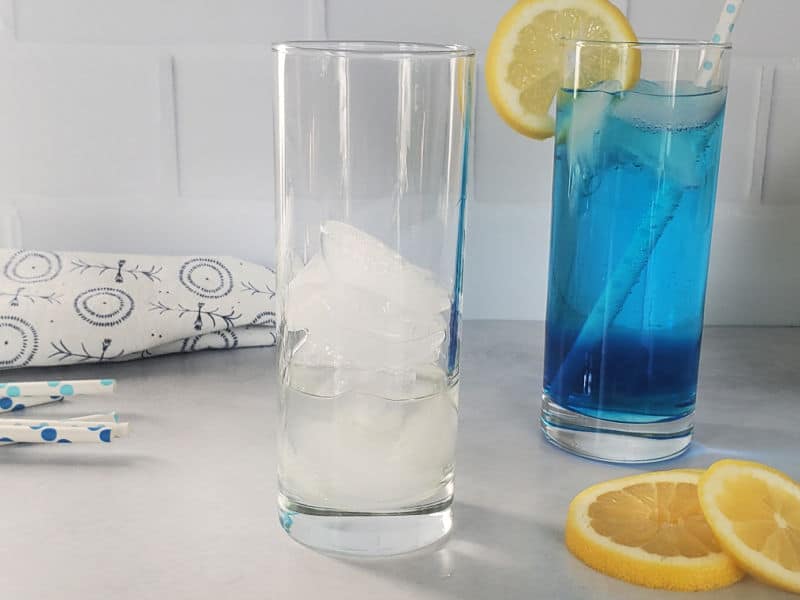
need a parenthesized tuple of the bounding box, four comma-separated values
(541, 40, 731, 463)
(273, 41, 475, 555)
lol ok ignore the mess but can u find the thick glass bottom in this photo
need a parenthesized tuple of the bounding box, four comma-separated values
(540, 394, 693, 463)
(278, 493, 453, 557)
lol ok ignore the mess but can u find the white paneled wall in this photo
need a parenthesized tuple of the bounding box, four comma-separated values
(0, 0, 798, 324)
(174, 51, 273, 198)
(12, 0, 308, 43)
(0, 47, 161, 198)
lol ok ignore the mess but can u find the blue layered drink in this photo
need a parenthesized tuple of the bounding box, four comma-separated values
(542, 77, 727, 461)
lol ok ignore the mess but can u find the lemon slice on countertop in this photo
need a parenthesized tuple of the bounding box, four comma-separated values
(566, 469, 744, 591)
(699, 460, 800, 595)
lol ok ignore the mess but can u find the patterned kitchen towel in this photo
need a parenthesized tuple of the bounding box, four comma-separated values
(0, 249, 276, 369)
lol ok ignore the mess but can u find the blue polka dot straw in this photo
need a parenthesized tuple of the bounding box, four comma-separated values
(0, 412, 121, 447)
(0, 417, 127, 445)
(0, 394, 64, 413)
(0, 379, 116, 403)
(696, 0, 744, 87)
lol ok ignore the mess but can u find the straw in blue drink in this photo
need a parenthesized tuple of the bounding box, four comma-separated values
(555, 1, 743, 384)
(696, 0, 743, 88)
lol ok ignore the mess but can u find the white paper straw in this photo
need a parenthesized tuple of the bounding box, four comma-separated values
(0, 378, 116, 398)
(0, 394, 64, 413)
(0, 419, 128, 444)
(0, 412, 120, 446)
(695, 0, 743, 87)
(0, 417, 127, 435)
(72, 412, 119, 423)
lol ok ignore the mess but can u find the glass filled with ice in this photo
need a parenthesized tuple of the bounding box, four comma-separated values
(541, 40, 732, 463)
(272, 41, 475, 555)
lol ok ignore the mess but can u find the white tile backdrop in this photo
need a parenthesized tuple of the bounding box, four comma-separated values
(0, 0, 798, 324)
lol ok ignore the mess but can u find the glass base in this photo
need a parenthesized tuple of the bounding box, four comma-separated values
(540, 394, 693, 463)
(277, 494, 453, 557)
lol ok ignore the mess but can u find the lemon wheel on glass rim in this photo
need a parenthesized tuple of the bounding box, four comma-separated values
(485, 0, 639, 139)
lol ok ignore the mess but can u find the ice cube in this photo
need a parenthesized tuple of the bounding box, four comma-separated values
(290, 318, 446, 370)
(286, 256, 446, 342)
(630, 78, 667, 96)
(560, 86, 617, 195)
(320, 220, 451, 314)
(613, 80, 726, 131)
(328, 381, 457, 507)
(284, 222, 451, 377)
(283, 380, 457, 509)
(287, 253, 329, 292)
(609, 85, 727, 188)
(286, 283, 446, 371)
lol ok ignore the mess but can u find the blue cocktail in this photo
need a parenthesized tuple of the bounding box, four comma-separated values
(541, 40, 731, 462)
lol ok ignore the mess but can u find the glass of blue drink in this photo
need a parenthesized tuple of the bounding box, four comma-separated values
(541, 40, 732, 462)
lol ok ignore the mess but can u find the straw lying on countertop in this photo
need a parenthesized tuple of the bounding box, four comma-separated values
(0, 379, 128, 445)
(0, 412, 122, 447)
(0, 421, 125, 444)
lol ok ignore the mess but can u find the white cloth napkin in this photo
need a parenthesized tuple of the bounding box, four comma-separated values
(0, 249, 276, 369)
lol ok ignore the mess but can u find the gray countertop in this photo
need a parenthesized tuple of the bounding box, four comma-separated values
(1, 322, 798, 600)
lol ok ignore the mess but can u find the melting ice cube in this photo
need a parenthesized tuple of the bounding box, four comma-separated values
(320, 221, 451, 314)
(284, 221, 450, 374)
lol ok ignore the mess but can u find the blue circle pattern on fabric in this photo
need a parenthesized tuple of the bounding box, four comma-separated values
(100, 379, 114, 386)
(181, 330, 239, 353)
(0, 397, 12, 409)
(727, 3, 736, 13)
(60, 384, 75, 396)
(703, 60, 714, 71)
(712, 34, 721, 43)
(3, 250, 62, 283)
(73, 287, 135, 327)
(41, 428, 58, 441)
(47, 381, 59, 387)
(178, 258, 234, 299)
(0, 317, 39, 367)
(99, 429, 112, 443)
(7, 385, 20, 397)
(11, 404, 25, 412)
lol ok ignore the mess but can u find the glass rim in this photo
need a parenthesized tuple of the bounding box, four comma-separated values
(567, 37, 733, 50)
(272, 40, 476, 57)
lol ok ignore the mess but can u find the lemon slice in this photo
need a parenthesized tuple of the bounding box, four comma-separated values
(485, 0, 639, 139)
(699, 460, 800, 594)
(566, 469, 744, 591)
